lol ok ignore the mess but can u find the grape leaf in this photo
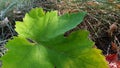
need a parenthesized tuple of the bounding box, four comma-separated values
(15, 8, 86, 41)
(0, 8, 109, 68)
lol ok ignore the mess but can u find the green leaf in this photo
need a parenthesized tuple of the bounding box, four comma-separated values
(1, 8, 109, 68)
(15, 8, 86, 41)
(1, 37, 54, 68)
(40, 30, 109, 68)
(1, 31, 108, 68)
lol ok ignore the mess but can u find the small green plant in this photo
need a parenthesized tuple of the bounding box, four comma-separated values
(0, 0, 36, 19)
(0, 8, 108, 68)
